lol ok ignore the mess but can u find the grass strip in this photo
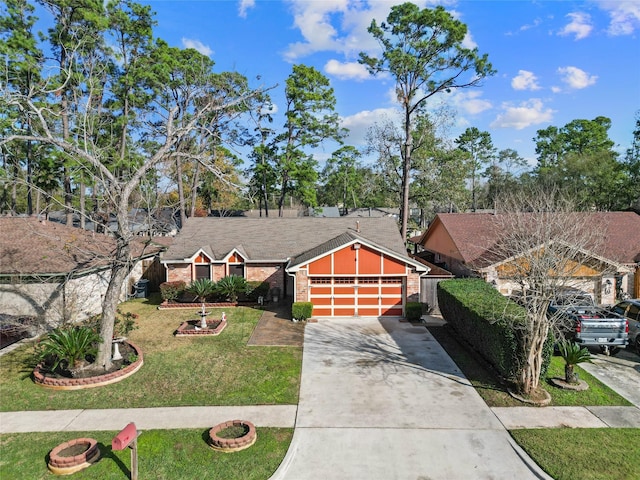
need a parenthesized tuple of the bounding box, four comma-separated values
(0, 428, 293, 480)
(511, 428, 640, 480)
(428, 324, 631, 407)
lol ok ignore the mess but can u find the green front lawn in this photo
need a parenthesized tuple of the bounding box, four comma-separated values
(0, 428, 293, 480)
(512, 428, 640, 480)
(0, 297, 302, 411)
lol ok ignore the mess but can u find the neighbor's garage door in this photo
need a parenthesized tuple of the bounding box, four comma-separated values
(309, 276, 404, 317)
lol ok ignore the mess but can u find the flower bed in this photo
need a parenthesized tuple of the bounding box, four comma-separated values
(33, 341, 143, 390)
(209, 420, 257, 452)
(175, 319, 227, 337)
(48, 437, 100, 475)
(158, 301, 237, 310)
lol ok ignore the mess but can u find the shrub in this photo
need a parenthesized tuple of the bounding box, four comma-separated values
(215, 275, 250, 303)
(36, 326, 100, 372)
(437, 278, 553, 383)
(405, 302, 422, 321)
(187, 279, 216, 302)
(114, 309, 139, 338)
(292, 302, 313, 321)
(160, 281, 186, 302)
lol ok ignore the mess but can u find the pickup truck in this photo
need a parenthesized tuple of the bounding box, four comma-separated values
(547, 290, 629, 355)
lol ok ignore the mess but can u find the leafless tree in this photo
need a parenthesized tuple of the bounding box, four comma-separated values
(489, 187, 603, 395)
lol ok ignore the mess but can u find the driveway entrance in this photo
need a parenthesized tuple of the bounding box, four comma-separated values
(271, 318, 549, 479)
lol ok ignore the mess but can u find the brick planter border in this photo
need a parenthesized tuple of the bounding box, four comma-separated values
(33, 341, 143, 390)
(158, 301, 238, 310)
(175, 319, 227, 337)
(48, 437, 100, 475)
(208, 420, 257, 453)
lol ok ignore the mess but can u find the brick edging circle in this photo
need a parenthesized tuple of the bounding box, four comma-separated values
(33, 341, 143, 390)
(208, 420, 257, 452)
(48, 437, 100, 475)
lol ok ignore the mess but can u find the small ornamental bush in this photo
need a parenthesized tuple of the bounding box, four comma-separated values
(36, 326, 100, 372)
(187, 279, 216, 302)
(215, 275, 250, 303)
(405, 302, 422, 321)
(160, 281, 186, 302)
(292, 302, 313, 321)
(114, 309, 139, 338)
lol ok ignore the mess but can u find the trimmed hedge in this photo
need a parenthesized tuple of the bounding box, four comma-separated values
(437, 278, 553, 383)
(405, 302, 422, 322)
(292, 302, 313, 321)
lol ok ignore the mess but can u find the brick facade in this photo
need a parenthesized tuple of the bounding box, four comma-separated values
(406, 271, 421, 303)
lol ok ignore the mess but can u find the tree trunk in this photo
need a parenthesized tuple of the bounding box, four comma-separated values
(564, 364, 577, 384)
(400, 109, 412, 244)
(189, 163, 200, 217)
(96, 236, 131, 370)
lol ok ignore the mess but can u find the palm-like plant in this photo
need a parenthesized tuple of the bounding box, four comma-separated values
(37, 326, 100, 372)
(215, 275, 249, 303)
(187, 279, 216, 303)
(557, 339, 592, 384)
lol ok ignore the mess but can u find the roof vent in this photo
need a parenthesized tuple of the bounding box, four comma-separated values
(356, 221, 360, 233)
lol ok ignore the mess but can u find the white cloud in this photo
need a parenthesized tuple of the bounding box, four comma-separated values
(596, 0, 640, 35)
(557, 66, 597, 89)
(324, 59, 371, 80)
(340, 107, 401, 146)
(490, 99, 555, 130)
(558, 12, 593, 40)
(511, 70, 541, 91)
(238, 0, 255, 18)
(448, 90, 492, 115)
(462, 31, 477, 50)
(283, 1, 439, 62)
(181, 38, 213, 56)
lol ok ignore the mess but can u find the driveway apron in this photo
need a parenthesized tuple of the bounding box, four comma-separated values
(271, 317, 549, 480)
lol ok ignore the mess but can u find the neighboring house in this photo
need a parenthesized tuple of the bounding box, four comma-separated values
(0, 216, 166, 326)
(416, 212, 640, 303)
(161, 217, 429, 318)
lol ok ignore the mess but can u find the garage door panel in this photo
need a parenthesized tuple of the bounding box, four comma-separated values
(334, 307, 356, 316)
(313, 307, 332, 316)
(334, 286, 354, 294)
(312, 297, 332, 305)
(358, 286, 379, 295)
(358, 307, 380, 316)
(382, 306, 403, 316)
(310, 286, 332, 294)
(334, 297, 354, 305)
(381, 286, 402, 294)
(358, 297, 380, 305)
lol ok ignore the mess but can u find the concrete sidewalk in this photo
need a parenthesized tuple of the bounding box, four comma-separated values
(0, 405, 297, 434)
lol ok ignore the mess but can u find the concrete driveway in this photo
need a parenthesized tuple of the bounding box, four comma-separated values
(581, 348, 640, 407)
(271, 318, 550, 480)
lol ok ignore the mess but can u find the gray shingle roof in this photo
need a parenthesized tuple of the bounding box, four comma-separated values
(162, 217, 409, 263)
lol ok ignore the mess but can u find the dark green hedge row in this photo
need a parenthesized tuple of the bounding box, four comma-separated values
(437, 278, 552, 383)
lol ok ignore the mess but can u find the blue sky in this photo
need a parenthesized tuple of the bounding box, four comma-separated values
(141, 0, 639, 169)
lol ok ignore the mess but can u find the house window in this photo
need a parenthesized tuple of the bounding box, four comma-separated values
(195, 264, 210, 280)
(381, 277, 402, 284)
(229, 264, 244, 278)
(310, 277, 332, 284)
(334, 277, 355, 284)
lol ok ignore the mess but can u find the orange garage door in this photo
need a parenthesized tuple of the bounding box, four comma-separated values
(309, 277, 404, 317)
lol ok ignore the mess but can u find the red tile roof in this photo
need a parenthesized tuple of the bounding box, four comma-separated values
(422, 211, 640, 267)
